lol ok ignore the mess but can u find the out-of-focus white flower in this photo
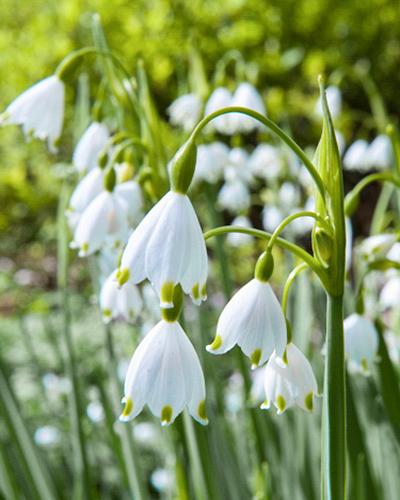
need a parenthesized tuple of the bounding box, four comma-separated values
(72, 122, 110, 173)
(343, 140, 369, 171)
(262, 205, 284, 232)
(86, 401, 105, 423)
(133, 422, 158, 446)
(358, 233, 398, 260)
(204, 87, 233, 134)
(250, 366, 266, 404)
(167, 93, 202, 132)
(387, 242, 400, 263)
(100, 270, 143, 323)
(248, 144, 281, 181)
(66, 167, 104, 229)
(385, 331, 400, 365)
(141, 282, 160, 318)
(71, 190, 129, 257)
(193, 142, 229, 184)
(224, 147, 253, 185)
(315, 85, 342, 119)
(224, 372, 244, 413)
(289, 208, 315, 236)
(207, 278, 287, 369)
(120, 320, 208, 426)
(34, 425, 61, 448)
(345, 217, 353, 271)
(119, 191, 207, 307)
(380, 276, 400, 309)
(365, 135, 393, 170)
(227, 216, 253, 247)
(218, 180, 251, 213)
(150, 468, 174, 493)
(42, 373, 71, 399)
(335, 130, 346, 156)
(262, 343, 318, 414)
(114, 180, 143, 227)
(229, 82, 266, 133)
(97, 248, 119, 281)
(278, 182, 301, 209)
(1, 75, 65, 153)
(344, 313, 378, 374)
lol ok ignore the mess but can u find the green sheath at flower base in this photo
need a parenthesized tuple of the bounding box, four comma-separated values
(170, 138, 197, 194)
(104, 167, 116, 192)
(313, 226, 333, 265)
(254, 251, 274, 282)
(161, 284, 184, 322)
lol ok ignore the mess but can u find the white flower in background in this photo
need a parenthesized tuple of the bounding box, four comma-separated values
(358, 233, 397, 260)
(250, 366, 266, 404)
(380, 276, 400, 309)
(384, 331, 400, 365)
(204, 87, 233, 134)
(315, 85, 342, 119)
(99, 270, 143, 323)
(167, 93, 202, 132)
(151, 468, 174, 493)
(114, 180, 143, 227)
(365, 135, 393, 170)
(227, 216, 253, 247)
(193, 142, 229, 184)
(66, 167, 104, 229)
(141, 282, 161, 319)
(96, 247, 120, 281)
(119, 191, 207, 307)
(262, 343, 318, 414)
(224, 372, 245, 413)
(71, 190, 129, 257)
(120, 320, 208, 426)
(230, 82, 266, 133)
(262, 205, 284, 232)
(387, 242, 400, 263)
(218, 180, 251, 213)
(343, 140, 369, 171)
(207, 278, 287, 369)
(249, 144, 281, 181)
(73, 121, 110, 173)
(133, 422, 159, 447)
(344, 313, 378, 374)
(1, 75, 65, 153)
(34, 426, 61, 448)
(224, 147, 253, 185)
(86, 401, 105, 423)
(278, 182, 301, 209)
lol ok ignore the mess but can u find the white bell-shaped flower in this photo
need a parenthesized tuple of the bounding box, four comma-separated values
(193, 142, 229, 184)
(365, 135, 393, 170)
(358, 233, 397, 260)
(204, 87, 233, 134)
(218, 180, 251, 213)
(71, 191, 129, 257)
(114, 180, 143, 227)
(207, 278, 287, 369)
(344, 313, 378, 374)
(72, 122, 110, 173)
(1, 75, 65, 153)
(380, 276, 400, 309)
(229, 82, 266, 134)
(343, 140, 369, 171)
(119, 191, 208, 307)
(262, 343, 318, 414)
(120, 319, 208, 426)
(99, 270, 143, 323)
(227, 216, 253, 247)
(278, 182, 301, 209)
(249, 144, 281, 181)
(262, 205, 284, 232)
(167, 93, 202, 132)
(66, 167, 104, 229)
(315, 85, 342, 119)
(224, 147, 253, 185)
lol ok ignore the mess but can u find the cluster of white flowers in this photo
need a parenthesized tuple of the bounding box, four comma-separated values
(343, 135, 393, 172)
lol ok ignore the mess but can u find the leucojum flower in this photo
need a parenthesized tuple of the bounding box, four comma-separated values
(0, 75, 65, 153)
(118, 140, 208, 307)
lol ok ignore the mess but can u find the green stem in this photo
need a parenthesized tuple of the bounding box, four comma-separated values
(345, 172, 400, 211)
(204, 225, 328, 288)
(190, 106, 325, 200)
(281, 263, 308, 316)
(266, 211, 330, 251)
(322, 293, 346, 500)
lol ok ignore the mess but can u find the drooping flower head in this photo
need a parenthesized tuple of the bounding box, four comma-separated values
(343, 313, 378, 374)
(73, 121, 110, 173)
(262, 343, 318, 414)
(1, 75, 65, 153)
(167, 93, 202, 132)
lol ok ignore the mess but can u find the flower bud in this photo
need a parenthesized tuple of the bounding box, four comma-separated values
(104, 167, 116, 192)
(170, 139, 197, 194)
(254, 251, 274, 282)
(98, 149, 109, 169)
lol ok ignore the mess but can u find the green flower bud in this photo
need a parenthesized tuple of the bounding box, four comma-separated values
(98, 149, 109, 169)
(254, 251, 274, 282)
(104, 167, 116, 192)
(161, 284, 184, 322)
(313, 226, 333, 265)
(170, 139, 197, 194)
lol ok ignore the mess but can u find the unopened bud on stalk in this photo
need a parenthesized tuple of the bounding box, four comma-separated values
(254, 251, 274, 282)
(104, 167, 116, 192)
(170, 138, 197, 194)
(98, 149, 109, 169)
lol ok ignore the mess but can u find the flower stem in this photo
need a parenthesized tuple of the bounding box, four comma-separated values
(322, 293, 346, 500)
